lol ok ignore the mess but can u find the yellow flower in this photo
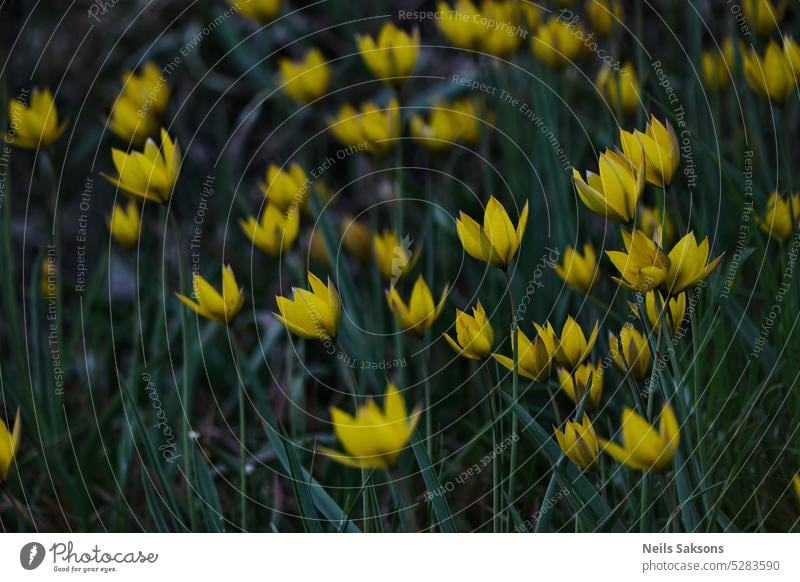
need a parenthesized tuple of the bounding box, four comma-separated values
(493, 322, 556, 382)
(259, 163, 308, 213)
(107, 96, 160, 146)
(785, 36, 800, 80)
(386, 275, 448, 335)
(437, 0, 484, 51)
(230, 0, 282, 23)
(329, 99, 401, 156)
(554, 243, 598, 294)
(275, 272, 342, 340)
(309, 230, 331, 265)
(557, 361, 603, 409)
(278, 48, 331, 104)
(176, 266, 245, 325)
(619, 115, 680, 188)
(609, 323, 651, 380)
(319, 384, 421, 469)
(702, 39, 735, 92)
(637, 205, 674, 245)
(553, 316, 599, 371)
(478, 1, 523, 58)
(555, 416, 600, 469)
(586, 0, 623, 39)
(240, 204, 300, 256)
(449, 99, 481, 145)
(631, 291, 687, 333)
(356, 23, 419, 85)
(758, 191, 800, 241)
(120, 63, 170, 116)
(572, 149, 644, 224)
(107, 201, 141, 250)
(662, 231, 723, 294)
(531, 16, 583, 70)
(793, 475, 800, 504)
(443, 300, 495, 360)
(743, 0, 786, 37)
(596, 62, 640, 115)
(520, 1, 543, 31)
(410, 105, 464, 152)
(456, 196, 529, 267)
(102, 129, 180, 204)
(341, 216, 372, 262)
(5, 88, 67, 149)
(373, 230, 420, 281)
(599, 405, 680, 471)
(0, 409, 21, 483)
(607, 229, 670, 292)
(742, 40, 794, 104)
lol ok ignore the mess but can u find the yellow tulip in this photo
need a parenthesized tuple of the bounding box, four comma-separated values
(520, 1, 543, 31)
(631, 291, 687, 333)
(309, 229, 331, 265)
(557, 361, 603, 409)
(456, 196, 529, 267)
(600, 405, 680, 471)
(102, 128, 180, 204)
(107, 201, 141, 250)
(785, 36, 800, 80)
(596, 62, 640, 115)
(553, 316, 599, 371)
(742, 40, 794, 104)
(319, 383, 421, 469)
(586, 0, 623, 39)
(386, 275, 448, 335)
(0, 409, 21, 483)
(493, 322, 556, 382)
(572, 149, 645, 224)
(449, 99, 481, 145)
(554, 244, 598, 294)
(478, 1, 523, 58)
(637, 205, 674, 245)
(609, 323, 651, 380)
(275, 272, 342, 340)
(758, 191, 800, 241)
(662, 231, 723, 294)
(341, 216, 372, 262)
(619, 115, 680, 188)
(794, 475, 800, 504)
(260, 163, 308, 213)
(278, 48, 331, 104)
(176, 266, 245, 325)
(240, 204, 300, 256)
(437, 0, 484, 51)
(555, 416, 600, 469)
(743, 0, 786, 37)
(373, 230, 420, 281)
(5, 88, 67, 149)
(702, 39, 735, 92)
(107, 96, 160, 146)
(229, 0, 282, 23)
(443, 300, 495, 360)
(607, 229, 670, 292)
(120, 63, 170, 116)
(410, 104, 465, 152)
(531, 16, 583, 70)
(329, 99, 401, 156)
(356, 23, 419, 85)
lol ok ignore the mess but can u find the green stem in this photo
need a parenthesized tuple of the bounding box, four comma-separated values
(505, 271, 519, 531)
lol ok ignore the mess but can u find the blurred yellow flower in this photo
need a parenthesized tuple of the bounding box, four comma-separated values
(278, 48, 331, 104)
(758, 191, 800, 241)
(607, 229, 670, 292)
(662, 231, 723, 294)
(260, 163, 308, 213)
(356, 23, 419, 85)
(240, 204, 300, 256)
(631, 290, 687, 333)
(107, 201, 141, 250)
(520, 1, 543, 31)
(600, 405, 680, 471)
(609, 323, 651, 380)
(373, 230, 420, 281)
(275, 272, 342, 340)
(702, 39, 735, 92)
(449, 99, 481, 144)
(493, 322, 556, 382)
(410, 105, 464, 152)
(531, 16, 583, 69)
(120, 63, 170, 115)
(5, 88, 67, 149)
(107, 96, 160, 146)
(555, 416, 599, 469)
(742, 0, 786, 37)
(637, 205, 674, 245)
(572, 149, 644, 224)
(785, 36, 800, 80)
(443, 300, 495, 359)
(230, 0, 282, 23)
(0, 409, 21, 483)
(620, 115, 680, 188)
(557, 361, 603, 409)
(586, 0, 623, 39)
(456, 196, 529, 267)
(793, 475, 800, 504)
(742, 40, 794, 104)
(176, 266, 245, 325)
(102, 129, 180, 204)
(341, 216, 372, 262)
(596, 62, 640, 115)
(554, 244, 598, 295)
(319, 383, 421, 469)
(386, 275, 448, 335)
(437, 0, 484, 50)
(479, 1, 523, 58)
(554, 316, 599, 371)
(329, 99, 401, 156)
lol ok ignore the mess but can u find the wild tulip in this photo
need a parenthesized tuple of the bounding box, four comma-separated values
(609, 324, 651, 380)
(240, 204, 300, 256)
(443, 301, 495, 360)
(600, 405, 680, 471)
(5, 88, 67, 149)
(572, 149, 645, 224)
(176, 266, 245, 325)
(274, 272, 342, 341)
(107, 201, 141, 250)
(554, 243, 598, 295)
(0, 409, 21, 483)
(456, 196, 529, 268)
(356, 23, 419, 85)
(278, 48, 331, 104)
(386, 275, 448, 336)
(555, 416, 600, 469)
(619, 115, 680, 188)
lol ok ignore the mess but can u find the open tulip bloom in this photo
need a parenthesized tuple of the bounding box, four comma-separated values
(443, 300, 495, 360)
(572, 148, 645, 224)
(274, 272, 342, 341)
(278, 48, 331, 104)
(5, 88, 67, 149)
(456, 196, 529, 268)
(356, 23, 420, 85)
(600, 405, 680, 471)
(493, 322, 556, 382)
(386, 275, 448, 335)
(176, 266, 245, 325)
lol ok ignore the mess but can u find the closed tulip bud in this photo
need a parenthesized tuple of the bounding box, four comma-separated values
(240, 204, 300, 256)
(620, 115, 680, 188)
(410, 105, 463, 153)
(102, 129, 180, 204)
(120, 63, 170, 115)
(278, 48, 331, 104)
(742, 41, 794, 104)
(478, 1, 523, 58)
(637, 205, 674, 245)
(493, 322, 556, 382)
(329, 99, 401, 156)
(386, 275, 448, 336)
(520, 2, 543, 31)
(373, 230, 420, 281)
(596, 62, 640, 115)
(449, 99, 481, 145)
(554, 244, 598, 294)
(275, 272, 342, 340)
(437, 0, 484, 50)
(554, 316, 599, 371)
(107, 97, 160, 146)
(443, 301, 495, 360)
(702, 39, 735, 92)
(572, 148, 645, 224)
(555, 416, 600, 469)
(318, 383, 421, 469)
(176, 266, 244, 325)
(758, 191, 800, 241)
(630, 290, 687, 333)
(260, 163, 308, 213)
(662, 231, 723, 294)
(0, 409, 21, 483)
(607, 229, 671, 292)
(5, 88, 67, 149)
(599, 405, 680, 471)
(742, 0, 786, 37)
(586, 0, 623, 39)
(341, 216, 372, 262)
(784, 37, 800, 80)
(456, 196, 529, 268)
(309, 230, 331, 265)
(557, 362, 603, 409)
(356, 23, 419, 85)
(229, 0, 282, 23)
(532, 16, 583, 70)
(609, 323, 651, 380)
(107, 201, 141, 250)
